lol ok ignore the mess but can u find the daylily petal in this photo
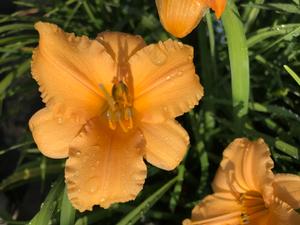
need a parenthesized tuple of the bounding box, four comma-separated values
(96, 32, 146, 61)
(212, 138, 274, 202)
(205, 0, 227, 19)
(65, 118, 147, 211)
(156, 0, 208, 38)
(183, 192, 242, 225)
(139, 120, 189, 170)
(131, 39, 203, 123)
(29, 108, 84, 158)
(273, 174, 300, 209)
(32, 22, 116, 120)
(267, 197, 300, 225)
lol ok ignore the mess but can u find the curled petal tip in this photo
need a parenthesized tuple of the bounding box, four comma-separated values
(207, 0, 227, 19)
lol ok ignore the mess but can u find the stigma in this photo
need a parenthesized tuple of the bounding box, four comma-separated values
(99, 80, 133, 132)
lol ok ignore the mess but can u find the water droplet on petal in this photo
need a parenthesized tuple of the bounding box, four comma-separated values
(146, 44, 167, 66)
(178, 42, 184, 48)
(57, 117, 63, 124)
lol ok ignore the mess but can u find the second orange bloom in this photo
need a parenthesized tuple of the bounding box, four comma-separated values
(156, 0, 227, 38)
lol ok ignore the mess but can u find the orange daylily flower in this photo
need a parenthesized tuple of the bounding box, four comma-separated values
(29, 22, 203, 211)
(183, 138, 300, 225)
(156, 0, 227, 38)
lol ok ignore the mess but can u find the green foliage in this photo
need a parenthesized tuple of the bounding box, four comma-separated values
(0, 0, 299, 224)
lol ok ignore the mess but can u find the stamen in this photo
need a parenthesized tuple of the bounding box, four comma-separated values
(106, 110, 116, 130)
(118, 119, 128, 133)
(99, 84, 116, 110)
(99, 81, 134, 132)
(125, 107, 133, 129)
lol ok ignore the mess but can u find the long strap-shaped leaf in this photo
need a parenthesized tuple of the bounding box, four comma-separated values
(28, 176, 64, 225)
(116, 176, 177, 225)
(60, 187, 76, 225)
(222, 0, 250, 125)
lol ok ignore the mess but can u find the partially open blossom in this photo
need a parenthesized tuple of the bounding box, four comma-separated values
(156, 0, 227, 38)
(183, 138, 300, 225)
(29, 22, 203, 211)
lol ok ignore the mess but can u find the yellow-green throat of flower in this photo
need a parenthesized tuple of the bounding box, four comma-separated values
(99, 79, 134, 132)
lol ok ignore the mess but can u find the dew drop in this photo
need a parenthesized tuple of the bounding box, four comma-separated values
(146, 44, 167, 66)
(76, 151, 81, 156)
(57, 117, 63, 124)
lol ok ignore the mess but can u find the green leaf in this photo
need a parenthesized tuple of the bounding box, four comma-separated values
(243, 0, 265, 33)
(0, 163, 64, 190)
(28, 176, 64, 225)
(116, 176, 177, 225)
(222, 0, 250, 121)
(246, 3, 300, 14)
(0, 23, 33, 34)
(275, 140, 299, 160)
(284, 65, 300, 86)
(0, 59, 30, 99)
(247, 24, 300, 48)
(169, 165, 185, 212)
(60, 187, 76, 225)
(249, 102, 300, 122)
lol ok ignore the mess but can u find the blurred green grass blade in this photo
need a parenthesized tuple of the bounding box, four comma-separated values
(284, 65, 300, 86)
(0, 163, 64, 190)
(60, 187, 76, 225)
(247, 24, 300, 48)
(243, 0, 265, 33)
(249, 102, 300, 122)
(0, 24, 33, 33)
(275, 140, 299, 160)
(261, 26, 300, 53)
(222, 0, 250, 119)
(246, 3, 300, 14)
(13, 1, 35, 7)
(82, 0, 101, 29)
(116, 176, 177, 225)
(0, 141, 33, 156)
(64, 1, 82, 29)
(245, 125, 299, 159)
(29, 176, 64, 225)
(0, 35, 36, 45)
(169, 165, 185, 212)
(0, 59, 30, 100)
